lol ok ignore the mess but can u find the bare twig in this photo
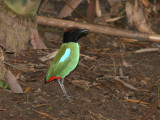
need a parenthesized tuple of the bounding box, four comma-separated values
(33, 104, 51, 108)
(34, 110, 54, 120)
(114, 77, 138, 91)
(125, 99, 149, 105)
(37, 16, 160, 42)
(80, 54, 97, 61)
(134, 48, 159, 53)
(2, 61, 26, 73)
(119, 67, 124, 78)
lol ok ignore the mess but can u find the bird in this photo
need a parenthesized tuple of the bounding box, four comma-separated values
(44, 28, 88, 100)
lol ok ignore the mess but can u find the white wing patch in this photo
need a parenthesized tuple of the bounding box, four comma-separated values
(59, 48, 71, 63)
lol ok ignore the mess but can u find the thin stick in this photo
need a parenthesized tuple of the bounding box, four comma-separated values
(0, 57, 26, 73)
(34, 110, 54, 120)
(37, 16, 160, 42)
(3, 61, 26, 73)
(125, 99, 149, 105)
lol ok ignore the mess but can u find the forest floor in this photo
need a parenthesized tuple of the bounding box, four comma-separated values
(0, 0, 160, 120)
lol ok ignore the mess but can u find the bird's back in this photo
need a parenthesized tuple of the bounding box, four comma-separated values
(46, 42, 79, 80)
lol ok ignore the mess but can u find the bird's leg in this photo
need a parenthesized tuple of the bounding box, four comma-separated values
(57, 79, 72, 101)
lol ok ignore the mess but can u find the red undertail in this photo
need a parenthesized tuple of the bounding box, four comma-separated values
(45, 76, 61, 83)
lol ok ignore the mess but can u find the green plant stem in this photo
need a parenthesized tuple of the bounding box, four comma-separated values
(154, 84, 160, 107)
(1, 60, 26, 73)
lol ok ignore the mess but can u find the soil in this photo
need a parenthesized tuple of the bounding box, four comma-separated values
(0, 1, 160, 120)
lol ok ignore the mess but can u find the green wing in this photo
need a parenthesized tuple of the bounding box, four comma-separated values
(46, 43, 79, 81)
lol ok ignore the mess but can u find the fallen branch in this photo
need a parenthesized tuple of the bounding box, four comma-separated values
(37, 16, 160, 42)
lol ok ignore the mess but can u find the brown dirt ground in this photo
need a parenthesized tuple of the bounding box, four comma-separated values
(1, 1, 160, 120)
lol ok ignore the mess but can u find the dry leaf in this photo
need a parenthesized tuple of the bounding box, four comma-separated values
(39, 50, 58, 62)
(125, 0, 154, 33)
(105, 16, 124, 23)
(24, 87, 31, 93)
(95, 0, 101, 17)
(6, 71, 23, 93)
(140, 0, 150, 8)
(58, 0, 82, 18)
(123, 60, 132, 67)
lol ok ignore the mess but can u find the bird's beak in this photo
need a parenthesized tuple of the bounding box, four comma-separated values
(80, 29, 89, 35)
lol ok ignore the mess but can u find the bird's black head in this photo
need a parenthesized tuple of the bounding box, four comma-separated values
(63, 28, 88, 43)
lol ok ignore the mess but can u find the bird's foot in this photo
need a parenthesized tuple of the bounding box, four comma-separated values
(63, 95, 73, 101)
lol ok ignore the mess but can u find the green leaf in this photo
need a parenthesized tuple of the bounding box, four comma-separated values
(4, 83, 9, 90)
(154, 84, 159, 87)
(0, 80, 3, 88)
